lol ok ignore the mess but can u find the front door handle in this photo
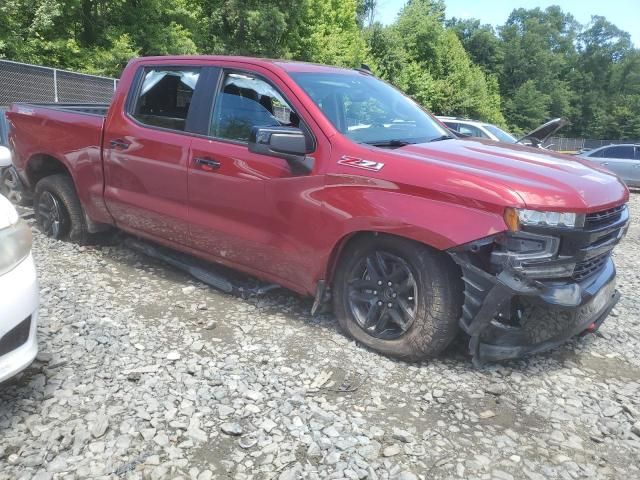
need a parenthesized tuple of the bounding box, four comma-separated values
(110, 138, 131, 150)
(194, 157, 221, 171)
(601, 162, 609, 166)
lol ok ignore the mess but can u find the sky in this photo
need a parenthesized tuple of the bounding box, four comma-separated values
(376, 0, 640, 46)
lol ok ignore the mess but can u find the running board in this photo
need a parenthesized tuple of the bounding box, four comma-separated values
(124, 237, 281, 298)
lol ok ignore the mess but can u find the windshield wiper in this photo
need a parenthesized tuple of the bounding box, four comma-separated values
(429, 134, 454, 142)
(363, 139, 416, 148)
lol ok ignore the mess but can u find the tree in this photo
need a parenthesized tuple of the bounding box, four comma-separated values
(292, 0, 368, 66)
(365, 0, 504, 123)
(447, 18, 503, 75)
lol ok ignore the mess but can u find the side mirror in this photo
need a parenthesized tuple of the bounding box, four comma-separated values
(0, 146, 11, 168)
(248, 126, 314, 174)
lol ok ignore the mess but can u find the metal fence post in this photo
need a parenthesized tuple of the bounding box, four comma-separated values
(53, 68, 59, 102)
(113, 79, 117, 92)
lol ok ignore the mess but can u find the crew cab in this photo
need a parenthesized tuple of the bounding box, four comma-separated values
(7, 56, 630, 364)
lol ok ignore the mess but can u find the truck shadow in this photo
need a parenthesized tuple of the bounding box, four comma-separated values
(81, 230, 601, 378)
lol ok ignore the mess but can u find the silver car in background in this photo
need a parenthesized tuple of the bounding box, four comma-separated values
(579, 144, 640, 188)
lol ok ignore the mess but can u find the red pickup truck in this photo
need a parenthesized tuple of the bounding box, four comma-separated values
(7, 56, 630, 364)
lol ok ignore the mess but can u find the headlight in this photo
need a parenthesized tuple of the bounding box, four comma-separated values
(0, 219, 32, 276)
(504, 208, 584, 231)
(491, 231, 574, 279)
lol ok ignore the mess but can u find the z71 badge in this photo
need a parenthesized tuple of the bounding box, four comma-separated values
(337, 156, 385, 172)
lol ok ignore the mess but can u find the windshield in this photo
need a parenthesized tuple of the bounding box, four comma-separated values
(290, 72, 449, 145)
(483, 124, 516, 143)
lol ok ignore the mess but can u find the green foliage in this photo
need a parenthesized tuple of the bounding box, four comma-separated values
(1, 1, 639, 139)
(292, 0, 368, 66)
(365, 0, 505, 124)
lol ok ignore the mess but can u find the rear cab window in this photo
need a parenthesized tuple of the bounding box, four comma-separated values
(131, 67, 201, 132)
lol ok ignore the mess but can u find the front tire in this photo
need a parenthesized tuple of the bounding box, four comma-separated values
(333, 235, 462, 362)
(34, 174, 89, 243)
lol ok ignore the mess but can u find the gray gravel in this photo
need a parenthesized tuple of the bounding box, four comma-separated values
(1, 194, 639, 480)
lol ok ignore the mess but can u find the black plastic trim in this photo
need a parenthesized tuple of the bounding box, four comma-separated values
(0, 316, 31, 357)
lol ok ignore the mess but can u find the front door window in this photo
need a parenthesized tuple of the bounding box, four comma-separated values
(210, 72, 299, 142)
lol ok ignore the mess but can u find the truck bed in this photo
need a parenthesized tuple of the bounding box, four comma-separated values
(8, 101, 112, 225)
(12, 102, 109, 117)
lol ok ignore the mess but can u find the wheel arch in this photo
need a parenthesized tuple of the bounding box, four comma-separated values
(323, 229, 460, 290)
(24, 153, 73, 190)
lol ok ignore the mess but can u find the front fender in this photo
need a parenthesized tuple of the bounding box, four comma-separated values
(320, 179, 508, 246)
(315, 177, 509, 283)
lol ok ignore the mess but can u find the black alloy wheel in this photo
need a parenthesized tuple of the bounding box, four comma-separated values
(333, 234, 463, 361)
(347, 251, 419, 340)
(37, 190, 66, 238)
(34, 174, 90, 243)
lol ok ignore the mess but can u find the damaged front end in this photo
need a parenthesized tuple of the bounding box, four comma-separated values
(449, 204, 630, 366)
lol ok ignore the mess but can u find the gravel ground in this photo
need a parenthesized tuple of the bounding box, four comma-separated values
(1, 194, 639, 480)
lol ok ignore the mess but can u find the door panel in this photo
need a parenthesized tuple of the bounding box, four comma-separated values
(103, 66, 202, 244)
(187, 67, 329, 292)
(189, 138, 328, 291)
(598, 157, 635, 185)
(104, 128, 192, 243)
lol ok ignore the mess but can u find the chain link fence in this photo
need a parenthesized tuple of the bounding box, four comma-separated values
(0, 59, 118, 106)
(544, 136, 640, 152)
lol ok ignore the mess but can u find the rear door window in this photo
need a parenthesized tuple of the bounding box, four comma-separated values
(458, 124, 485, 138)
(210, 72, 299, 142)
(602, 145, 634, 159)
(131, 67, 201, 132)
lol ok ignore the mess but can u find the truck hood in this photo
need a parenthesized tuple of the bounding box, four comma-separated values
(390, 138, 628, 211)
(517, 117, 569, 146)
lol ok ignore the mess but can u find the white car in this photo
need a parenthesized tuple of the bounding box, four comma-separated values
(437, 116, 518, 143)
(437, 116, 569, 148)
(0, 146, 38, 383)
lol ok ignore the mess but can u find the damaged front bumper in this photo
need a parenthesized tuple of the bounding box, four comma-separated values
(450, 253, 618, 366)
(449, 204, 629, 366)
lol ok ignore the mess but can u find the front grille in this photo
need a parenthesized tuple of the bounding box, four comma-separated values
(573, 253, 610, 281)
(0, 316, 31, 357)
(568, 204, 628, 281)
(585, 205, 626, 228)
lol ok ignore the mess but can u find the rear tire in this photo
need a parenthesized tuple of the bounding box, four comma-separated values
(333, 234, 462, 362)
(34, 174, 89, 243)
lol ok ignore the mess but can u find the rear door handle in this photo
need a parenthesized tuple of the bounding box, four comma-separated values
(601, 162, 609, 165)
(110, 138, 131, 150)
(194, 157, 221, 171)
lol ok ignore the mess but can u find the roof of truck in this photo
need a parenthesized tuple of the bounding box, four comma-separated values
(132, 55, 362, 75)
